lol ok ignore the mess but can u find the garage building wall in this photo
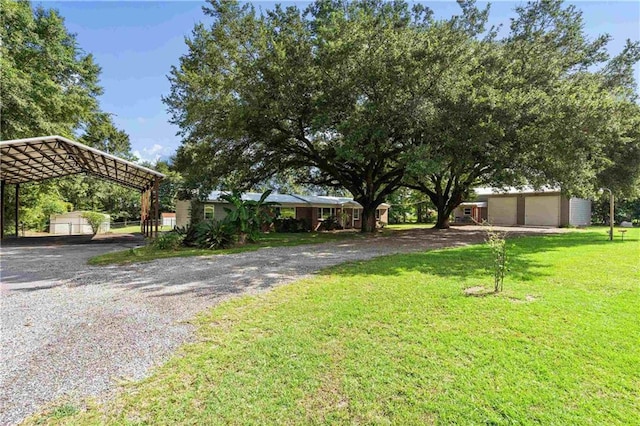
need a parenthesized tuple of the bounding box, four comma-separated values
(378, 208, 389, 225)
(488, 197, 518, 225)
(524, 195, 561, 226)
(517, 195, 525, 225)
(478, 190, 593, 228)
(569, 198, 591, 226)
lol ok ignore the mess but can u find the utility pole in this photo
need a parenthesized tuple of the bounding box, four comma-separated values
(600, 188, 614, 241)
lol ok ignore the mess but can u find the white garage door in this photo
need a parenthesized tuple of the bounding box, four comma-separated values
(488, 197, 517, 225)
(525, 196, 560, 226)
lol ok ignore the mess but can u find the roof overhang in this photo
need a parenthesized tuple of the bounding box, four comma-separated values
(460, 202, 487, 207)
(0, 135, 164, 191)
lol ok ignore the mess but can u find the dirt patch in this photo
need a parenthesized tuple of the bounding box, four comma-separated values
(463, 286, 495, 297)
(509, 295, 538, 303)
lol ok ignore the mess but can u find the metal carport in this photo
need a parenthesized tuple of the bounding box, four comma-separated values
(0, 135, 164, 239)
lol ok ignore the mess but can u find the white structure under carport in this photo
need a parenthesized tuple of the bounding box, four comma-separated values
(49, 211, 110, 235)
(459, 187, 591, 227)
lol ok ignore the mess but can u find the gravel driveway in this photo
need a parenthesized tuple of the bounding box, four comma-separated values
(0, 226, 565, 424)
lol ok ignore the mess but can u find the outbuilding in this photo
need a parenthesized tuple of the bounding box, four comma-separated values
(453, 187, 591, 227)
(49, 211, 110, 235)
(161, 212, 176, 228)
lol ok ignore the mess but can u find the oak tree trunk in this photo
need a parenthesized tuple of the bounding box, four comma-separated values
(432, 196, 455, 229)
(360, 206, 377, 233)
(434, 206, 451, 229)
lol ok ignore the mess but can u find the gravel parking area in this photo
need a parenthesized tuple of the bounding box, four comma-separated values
(0, 226, 567, 425)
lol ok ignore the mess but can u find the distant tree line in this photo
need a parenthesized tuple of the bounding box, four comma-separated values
(1, 0, 181, 233)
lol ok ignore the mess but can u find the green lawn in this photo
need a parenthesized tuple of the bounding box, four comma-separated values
(106, 224, 144, 234)
(38, 228, 639, 425)
(88, 231, 368, 265)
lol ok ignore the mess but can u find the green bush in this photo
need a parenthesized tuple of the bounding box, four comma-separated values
(317, 215, 342, 231)
(195, 220, 236, 249)
(274, 217, 310, 233)
(174, 224, 199, 247)
(151, 232, 184, 250)
(485, 226, 507, 293)
(81, 211, 107, 235)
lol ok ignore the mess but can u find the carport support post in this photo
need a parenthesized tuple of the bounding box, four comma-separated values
(1, 180, 5, 239)
(154, 177, 159, 238)
(14, 183, 19, 237)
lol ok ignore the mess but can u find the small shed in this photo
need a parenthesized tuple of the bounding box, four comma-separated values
(161, 212, 176, 228)
(49, 211, 110, 235)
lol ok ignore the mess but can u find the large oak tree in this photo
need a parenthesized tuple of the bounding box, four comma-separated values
(167, 0, 639, 231)
(166, 0, 486, 231)
(403, 0, 640, 228)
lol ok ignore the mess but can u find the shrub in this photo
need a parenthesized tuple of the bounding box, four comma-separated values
(175, 224, 199, 247)
(151, 232, 184, 250)
(81, 211, 107, 235)
(318, 215, 343, 231)
(195, 220, 236, 249)
(484, 226, 507, 293)
(274, 217, 310, 233)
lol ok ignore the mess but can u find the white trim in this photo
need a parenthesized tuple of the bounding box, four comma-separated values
(317, 207, 336, 219)
(204, 205, 215, 221)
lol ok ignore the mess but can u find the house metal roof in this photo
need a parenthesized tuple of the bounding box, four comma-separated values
(207, 191, 307, 204)
(474, 186, 560, 196)
(0, 135, 164, 191)
(206, 191, 390, 208)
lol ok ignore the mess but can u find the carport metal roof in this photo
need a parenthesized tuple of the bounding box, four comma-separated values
(0, 135, 164, 191)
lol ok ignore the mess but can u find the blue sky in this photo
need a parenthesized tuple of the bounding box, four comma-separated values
(42, 1, 640, 164)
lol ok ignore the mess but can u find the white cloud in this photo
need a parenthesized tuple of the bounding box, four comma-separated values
(148, 143, 164, 154)
(134, 145, 165, 164)
(130, 137, 178, 165)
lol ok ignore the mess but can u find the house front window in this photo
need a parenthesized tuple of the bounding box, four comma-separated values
(353, 209, 360, 220)
(463, 207, 472, 216)
(376, 209, 381, 220)
(204, 205, 215, 221)
(277, 207, 296, 219)
(317, 207, 335, 219)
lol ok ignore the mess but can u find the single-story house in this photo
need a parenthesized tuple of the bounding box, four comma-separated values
(49, 211, 110, 235)
(175, 191, 390, 230)
(453, 187, 591, 227)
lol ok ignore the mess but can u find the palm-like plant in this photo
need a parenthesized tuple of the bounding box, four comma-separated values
(221, 190, 278, 244)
